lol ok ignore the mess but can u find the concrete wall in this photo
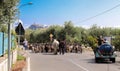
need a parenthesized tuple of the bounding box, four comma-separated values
(0, 50, 17, 71)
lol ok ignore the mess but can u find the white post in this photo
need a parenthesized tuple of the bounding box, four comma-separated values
(18, 11, 20, 48)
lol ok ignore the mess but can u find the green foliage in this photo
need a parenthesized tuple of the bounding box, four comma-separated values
(64, 21, 74, 36)
(0, 0, 19, 25)
(87, 36, 98, 49)
(88, 24, 101, 37)
(81, 29, 87, 44)
(17, 54, 25, 61)
(0, 24, 7, 32)
(25, 22, 120, 51)
(58, 28, 66, 41)
(112, 36, 120, 51)
(88, 24, 112, 37)
(63, 21, 82, 43)
(29, 33, 36, 43)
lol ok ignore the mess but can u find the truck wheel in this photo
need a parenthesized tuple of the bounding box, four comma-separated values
(110, 58, 115, 63)
(95, 58, 99, 63)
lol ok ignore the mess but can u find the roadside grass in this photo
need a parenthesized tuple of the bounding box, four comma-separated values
(17, 54, 26, 61)
(12, 54, 26, 71)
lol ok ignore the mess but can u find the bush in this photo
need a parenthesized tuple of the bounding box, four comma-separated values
(87, 36, 98, 50)
(17, 54, 26, 61)
(112, 36, 120, 51)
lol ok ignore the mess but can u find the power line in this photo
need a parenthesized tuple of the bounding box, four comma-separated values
(76, 3, 120, 24)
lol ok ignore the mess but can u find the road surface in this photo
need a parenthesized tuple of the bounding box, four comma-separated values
(29, 51, 120, 71)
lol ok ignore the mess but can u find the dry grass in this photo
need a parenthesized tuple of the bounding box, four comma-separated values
(11, 60, 26, 71)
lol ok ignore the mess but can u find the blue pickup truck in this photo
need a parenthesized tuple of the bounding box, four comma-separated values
(95, 43, 116, 63)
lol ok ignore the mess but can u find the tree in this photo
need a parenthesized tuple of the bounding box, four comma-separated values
(112, 36, 120, 51)
(25, 21, 120, 51)
(58, 28, 66, 41)
(64, 21, 80, 43)
(87, 36, 98, 50)
(0, 0, 19, 25)
(0, 24, 7, 32)
(88, 24, 101, 37)
(64, 21, 76, 37)
(29, 33, 35, 43)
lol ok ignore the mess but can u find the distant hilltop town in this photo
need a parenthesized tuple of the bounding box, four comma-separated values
(28, 23, 48, 30)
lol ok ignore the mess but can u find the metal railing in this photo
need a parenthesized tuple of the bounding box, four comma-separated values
(0, 32, 16, 56)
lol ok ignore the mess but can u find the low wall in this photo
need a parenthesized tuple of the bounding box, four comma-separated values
(0, 50, 17, 71)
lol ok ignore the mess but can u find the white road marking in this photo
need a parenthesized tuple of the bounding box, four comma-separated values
(68, 59, 90, 71)
(28, 57, 30, 71)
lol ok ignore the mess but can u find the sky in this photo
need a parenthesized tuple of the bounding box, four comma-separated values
(19, 0, 120, 28)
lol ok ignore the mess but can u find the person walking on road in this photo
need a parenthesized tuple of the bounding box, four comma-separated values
(59, 40, 65, 55)
(23, 38, 28, 50)
(45, 43, 49, 53)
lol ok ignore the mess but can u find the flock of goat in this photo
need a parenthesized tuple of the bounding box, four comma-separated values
(27, 43, 83, 54)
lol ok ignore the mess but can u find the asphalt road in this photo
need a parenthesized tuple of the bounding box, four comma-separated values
(29, 51, 120, 71)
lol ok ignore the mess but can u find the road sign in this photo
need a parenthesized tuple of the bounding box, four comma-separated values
(15, 22, 25, 35)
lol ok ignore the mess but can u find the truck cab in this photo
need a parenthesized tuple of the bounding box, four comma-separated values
(95, 43, 116, 63)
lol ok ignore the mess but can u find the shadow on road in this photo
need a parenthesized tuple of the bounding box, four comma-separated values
(83, 58, 114, 64)
(42, 53, 56, 55)
(114, 61, 120, 66)
(83, 58, 95, 64)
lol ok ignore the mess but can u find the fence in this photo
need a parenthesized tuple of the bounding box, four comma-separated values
(0, 32, 16, 56)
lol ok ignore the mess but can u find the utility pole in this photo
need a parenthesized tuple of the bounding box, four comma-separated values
(8, 6, 11, 71)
